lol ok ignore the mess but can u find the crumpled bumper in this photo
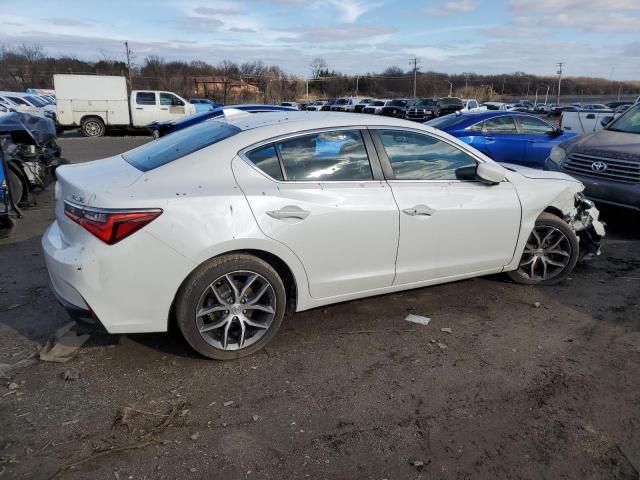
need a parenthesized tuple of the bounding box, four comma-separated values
(571, 192, 606, 259)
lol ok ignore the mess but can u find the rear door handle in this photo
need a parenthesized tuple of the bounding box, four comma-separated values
(267, 207, 310, 220)
(135, 107, 143, 110)
(160, 107, 169, 111)
(403, 205, 435, 216)
(484, 136, 495, 141)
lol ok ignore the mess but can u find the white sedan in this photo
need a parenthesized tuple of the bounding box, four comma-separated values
(43, 112, 605, 359)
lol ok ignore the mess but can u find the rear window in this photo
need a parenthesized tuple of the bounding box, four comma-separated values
(123, 121, 241, 171)
(425, 114, 468, 129)
(438, 98, 464, 107)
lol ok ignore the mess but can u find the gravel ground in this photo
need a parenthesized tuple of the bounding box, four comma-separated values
(0, 135, 639, 480)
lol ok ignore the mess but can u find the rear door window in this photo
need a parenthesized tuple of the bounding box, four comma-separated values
(136, 92, 156, 105)
(517, 116, 555, 134)
(245, 144, 284, 181)
(160, 93, 184, 106)
(275, 130, 373, 181)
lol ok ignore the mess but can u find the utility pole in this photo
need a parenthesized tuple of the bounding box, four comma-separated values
(355, 75, 359, 97)
(124, 41, 133, 92)
(556, 62, 564, 106)
(409, 56, 420, 99)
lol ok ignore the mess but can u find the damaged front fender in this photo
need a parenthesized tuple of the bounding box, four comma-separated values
(570, 192, 606, 259)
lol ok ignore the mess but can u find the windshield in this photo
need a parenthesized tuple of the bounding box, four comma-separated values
(438, 98, 463, 107)
(608, 104, 640, 134)
(25, 95, 46, 107)
(370, 101, 384, 106)
(124, 120, 241, 171)
(416, 99, 436, 107)
(425, 114, 468, 129)
(389, 100, 406, 107)
(335, 99, 349, 105)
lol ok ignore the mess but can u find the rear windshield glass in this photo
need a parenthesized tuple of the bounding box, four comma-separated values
(123, 121, 241, 171)
(425, 114, 468, 129)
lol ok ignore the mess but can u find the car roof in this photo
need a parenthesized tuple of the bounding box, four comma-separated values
(224, 111, 434, 133)
(434, 110, 548, 127)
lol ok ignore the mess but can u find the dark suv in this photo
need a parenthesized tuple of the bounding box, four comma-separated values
(381, 99, 415, 117)
(406, 98, 437, 122)
(545, 103, 640, 211)
(433, 97, 465, 117)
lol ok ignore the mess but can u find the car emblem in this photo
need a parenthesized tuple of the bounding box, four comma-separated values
(591, 161, 607, 172)
(71, 194, 85, 203)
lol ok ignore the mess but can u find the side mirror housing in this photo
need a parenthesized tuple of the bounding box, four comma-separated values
(476, 162, 506, 185)
(600, 116, 614, 127)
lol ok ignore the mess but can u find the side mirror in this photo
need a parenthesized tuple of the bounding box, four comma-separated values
(600, 116, 614, 127)
(476, 162, 506, 185)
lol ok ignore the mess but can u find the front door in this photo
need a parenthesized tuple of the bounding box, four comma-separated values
(515, 115, 562, 167)
(158, 92, 187, 122)
(371, 128, 521, 284)
(232, 128, 399, 299)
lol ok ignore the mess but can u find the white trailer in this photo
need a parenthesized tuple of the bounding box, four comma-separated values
(54, 74, 196, 137)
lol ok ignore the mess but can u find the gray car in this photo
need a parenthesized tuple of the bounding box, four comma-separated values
(545, 103, 640, 211)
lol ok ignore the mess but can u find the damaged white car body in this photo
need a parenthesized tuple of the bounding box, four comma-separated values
(42, 112, 604, 359)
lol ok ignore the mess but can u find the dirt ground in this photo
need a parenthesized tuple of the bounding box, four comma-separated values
(1, 135, 639, 480)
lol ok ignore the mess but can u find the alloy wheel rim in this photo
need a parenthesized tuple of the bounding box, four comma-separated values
(195, 270, 276, 351)
(518, 226, 572, 281)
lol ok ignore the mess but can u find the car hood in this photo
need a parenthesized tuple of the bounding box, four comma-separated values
(501, 163, 579, 183)
(567, 129, 640, 161)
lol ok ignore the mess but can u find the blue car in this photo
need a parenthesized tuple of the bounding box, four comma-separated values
(150, 104, 296, 138)
(425, 111, 576, 168)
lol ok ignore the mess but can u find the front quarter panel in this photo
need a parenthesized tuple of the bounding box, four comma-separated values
(503, 175, 585, 271)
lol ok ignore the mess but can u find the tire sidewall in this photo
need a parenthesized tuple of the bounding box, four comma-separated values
(7, 168, 24, 205)
(508, 213, 579, 286)
(176, 255, 286, 360)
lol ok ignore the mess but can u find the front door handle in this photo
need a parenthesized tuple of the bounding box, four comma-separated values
(403, 205, 435, 216)
(484, 136, 495, 141)
(267, 207, 310, 221)
(160, 107, 169, 111)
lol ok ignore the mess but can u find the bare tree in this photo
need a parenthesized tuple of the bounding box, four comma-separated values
(310, 57, 328, 79)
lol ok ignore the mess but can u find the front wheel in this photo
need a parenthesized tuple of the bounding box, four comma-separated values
(176, 254, 286, 360)
(506, 212, 579, 286)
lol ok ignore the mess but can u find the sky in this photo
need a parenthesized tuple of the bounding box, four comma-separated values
(1, 0, 639, 80)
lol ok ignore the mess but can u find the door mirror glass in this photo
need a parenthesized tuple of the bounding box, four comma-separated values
(476, 162, 506, 185)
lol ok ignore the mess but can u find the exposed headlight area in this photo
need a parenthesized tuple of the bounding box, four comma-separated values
(549, 145, 566, 165)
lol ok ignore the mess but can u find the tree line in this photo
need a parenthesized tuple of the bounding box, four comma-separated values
(0, 45, 637, 104)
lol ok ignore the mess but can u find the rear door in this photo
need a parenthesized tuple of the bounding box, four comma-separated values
(478, 115, 526, 163)
(233, 128, 400, 299)
(158, 92, 187, 122)
(371, 127, 521, 283)
(515, 115, 559, 167)
(132, 91, 158, 126)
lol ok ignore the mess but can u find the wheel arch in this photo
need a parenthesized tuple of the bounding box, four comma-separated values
(79, 114, 106, 125)
(168, 246, 305, 331)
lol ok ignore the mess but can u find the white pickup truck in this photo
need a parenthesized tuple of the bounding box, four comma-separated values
(54, 74, 196, 137)
(559, 108, 618, 136)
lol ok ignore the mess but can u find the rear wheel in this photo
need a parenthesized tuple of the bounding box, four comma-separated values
(176, 254, 286, 360)
(81, 117, 105, 137)
(507, 212, 579, 285)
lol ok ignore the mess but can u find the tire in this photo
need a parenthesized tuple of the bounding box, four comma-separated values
(506, 212, 579, 286)
(175, 254, 286, 360)
(81, 117, 105, 137)
(7, 168, 24, 205)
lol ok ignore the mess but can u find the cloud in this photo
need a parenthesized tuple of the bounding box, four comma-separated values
(276, 24, 395, 43)
(194, 6, 243, 16)
(229, 27, 256, 33)
(176, 16, 224, 32)
(255, 0, 380, 23)
(425, 0, 477, 16)
(46, 18, 96, 27)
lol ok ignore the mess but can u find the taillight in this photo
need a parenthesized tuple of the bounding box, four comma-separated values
(64, 201, 162, 245)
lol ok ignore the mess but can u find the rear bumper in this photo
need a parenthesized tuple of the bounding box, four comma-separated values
(545, 158, 640, 211)
(42, 220, 195, 334)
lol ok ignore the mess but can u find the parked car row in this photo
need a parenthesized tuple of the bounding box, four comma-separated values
(301, 96, 482, 121)
(0, 91, 57, 121)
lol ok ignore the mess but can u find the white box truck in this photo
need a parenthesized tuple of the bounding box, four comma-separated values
(54, 74, 196, 137)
